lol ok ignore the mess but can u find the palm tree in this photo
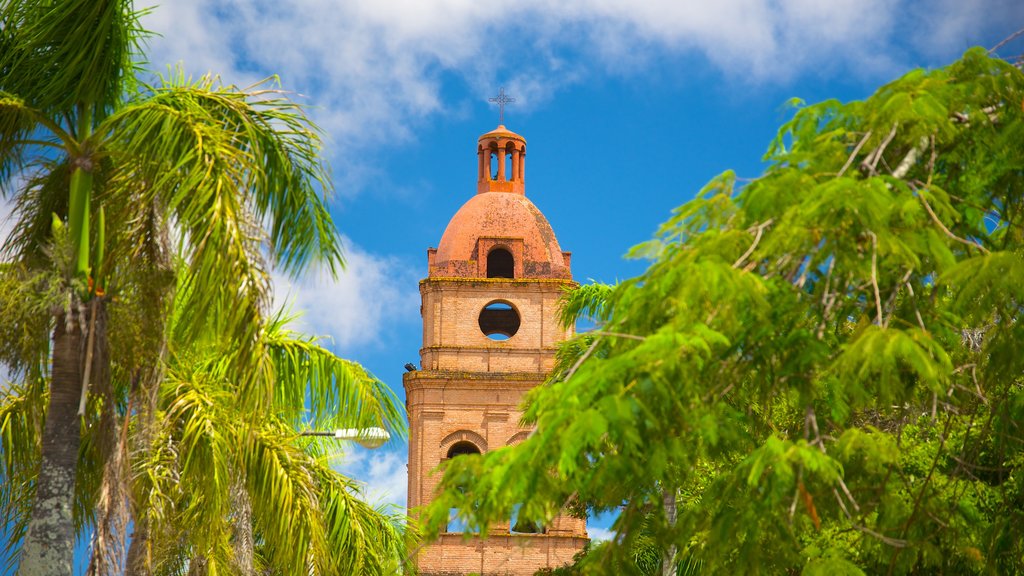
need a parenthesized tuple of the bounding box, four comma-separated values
(0, 290, 413, 575)
(129, 286, 409, 575)
(0, 1, 347, 574)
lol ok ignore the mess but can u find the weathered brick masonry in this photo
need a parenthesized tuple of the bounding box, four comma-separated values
(405, 125, 588, 575)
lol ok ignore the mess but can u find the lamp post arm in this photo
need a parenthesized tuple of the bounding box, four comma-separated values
(300, 427, 390, 449)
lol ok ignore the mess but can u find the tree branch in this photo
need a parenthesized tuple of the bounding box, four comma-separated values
(78, 298, 100, 416)
(591, 330, 645, 341)
(904, 280, 927, 332)
(563, 336, 603, 382)
(838, 130, 872, 177)
(925, 134, 937, 186)
(888, 412, 955, 574)
(990, 27, 1024, 53)
(861, 124, 898, 175)
(855, 524, 909, 548)
(916, 188, 990, 254)
(733, 219, 773, 269)
(892, 136, 929, 179)
(815, 258, 836, 340)
(867, 231, 883, 325)
(789, 467, 803, 523)
(882, 268, 914, 328)
(807, 406, 862, 516)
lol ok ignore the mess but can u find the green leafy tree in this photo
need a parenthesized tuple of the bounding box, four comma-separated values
(427, 47, 1024, 575)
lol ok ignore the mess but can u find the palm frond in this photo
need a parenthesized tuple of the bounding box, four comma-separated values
(0, 377, 46, 574)
(244, 418, 411, 576)
(259, 309, 406, 438)
(99, 73, 345, 372)
(312, 465, 411, 576)
(0, 263, 56, 378)
(2, 157, 73, 268)
(101, 70, 343, 276)
(147, 314, 413, 575)
(0, 93, 64, 188)
(559, 282, 615, 329)
(242, 420, 325, 575)
(157, 367, 234, 548)
(0, 0, 145, 119)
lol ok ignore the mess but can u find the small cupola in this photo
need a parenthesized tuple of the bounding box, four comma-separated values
(477, 125, 526, 195)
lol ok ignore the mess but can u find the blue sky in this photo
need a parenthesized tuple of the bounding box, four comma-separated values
(115, 0, 1024, 541)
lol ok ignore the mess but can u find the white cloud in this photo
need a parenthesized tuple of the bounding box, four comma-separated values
(587, 526, 615, 543)
(272, 237, 419, 352)
(136, 0, 1021, 173)
(339, 446, 408, 510)
(0, 170, 34, 249)
(907, 0, 1021, 57)
(0, 193, 16, 249)
(361, 449, 409, 509)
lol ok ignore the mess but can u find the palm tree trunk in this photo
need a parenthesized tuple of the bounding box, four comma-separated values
(661, 486, 677, 576)
(231, 476, 254, 575)
(123, 521, 151, 576)
(18, 312, 84, 576)
(186, 556, 208, 576)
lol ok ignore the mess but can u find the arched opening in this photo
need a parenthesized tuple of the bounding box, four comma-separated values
(478, 300, 520, 340)
(446, 441, 481, 459)
(505, 143, 515, 181)
(487, 248, 514, 279)
(510, 504, 544, 534)
(445, 441, 481, 533)
(490, 148, 499, 180)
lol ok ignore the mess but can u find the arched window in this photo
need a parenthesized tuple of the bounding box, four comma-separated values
(487, 248, 514, 278)
(445, 441, 482, 533)
(505, 143, 515, 181)
(446, 441, 481, 459)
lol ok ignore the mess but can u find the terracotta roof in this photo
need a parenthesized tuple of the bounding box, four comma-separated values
(479, 124, 526, 143)
(431, 192, 570, 279)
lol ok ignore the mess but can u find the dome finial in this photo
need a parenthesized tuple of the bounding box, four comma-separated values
(477, 124, 526, 195)
(488, 87, 515, 124)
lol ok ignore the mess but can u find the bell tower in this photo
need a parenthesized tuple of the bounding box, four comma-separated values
(405, 124, 588, 575)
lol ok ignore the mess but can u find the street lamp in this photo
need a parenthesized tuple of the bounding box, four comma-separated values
(300, 427, 390, 449)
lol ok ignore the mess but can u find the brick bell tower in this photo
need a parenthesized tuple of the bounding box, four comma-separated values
(404, 124, 588, 575)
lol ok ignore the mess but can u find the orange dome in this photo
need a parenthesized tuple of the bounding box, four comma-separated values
(429, 192, 571, 279)
(479, 124, 526, 143)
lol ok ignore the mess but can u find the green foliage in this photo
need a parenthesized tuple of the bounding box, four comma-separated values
(0, 263, 60, 379)
(427, 48, 1024, 574)
(0, 1, 409, 573)
(149, 325, 409, 575)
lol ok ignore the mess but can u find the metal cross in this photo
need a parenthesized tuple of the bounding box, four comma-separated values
(488, 87, 515, 124)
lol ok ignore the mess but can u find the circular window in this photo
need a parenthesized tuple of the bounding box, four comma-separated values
(478, 300, 520, 340)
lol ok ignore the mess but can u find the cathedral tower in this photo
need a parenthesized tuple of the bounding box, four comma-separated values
(405, 125, 588, 575)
